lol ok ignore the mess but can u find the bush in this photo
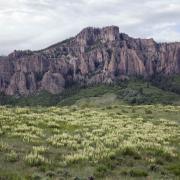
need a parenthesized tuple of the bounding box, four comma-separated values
(5, 151, 18, 162)
(25, 152, 48, 166)
(46, 171, 56, 177)
(149, 164, 160, 172)
(129, 168, 148, 177)
(145, 109, 152, 114)
(94, 164, 108, 177)
(122, 147, 139, 157)
(31, 173, 43, 180)
(121, 168, 148, 177)
(155, 158, 164, 165)
(0, 141, 9, 152)
(121, 168, 129, 175)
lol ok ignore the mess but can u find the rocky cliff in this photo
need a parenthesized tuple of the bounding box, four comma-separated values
(0, 26, 180, 96)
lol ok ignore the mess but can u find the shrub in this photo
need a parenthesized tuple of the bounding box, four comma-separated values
(122, 147, 138, 157)
(145, 109, 153, 114)
(0, 141, 9, 152)
(155, 158, 164, 165)
(121, 167, 148, 177)
(94, 164, 108, 177)
(32, 146, 48, 154)
(106, 106, 113, 109)
(62, 170, 71, 177)
(46, 171, 56, 177)
(122, 109, 128, 113)
(5, 151, 18, 162)
(31, 173, 43, 180)
(129, 168, 148, 177)
(149, 164, 160, 172)
(121, 168, 129, 176)
(25, 152, 48, 166)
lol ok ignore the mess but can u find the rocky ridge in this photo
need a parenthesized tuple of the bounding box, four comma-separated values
(0, 26, 180, 96)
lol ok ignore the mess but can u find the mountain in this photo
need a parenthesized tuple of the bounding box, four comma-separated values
(0, 25, 180, 96)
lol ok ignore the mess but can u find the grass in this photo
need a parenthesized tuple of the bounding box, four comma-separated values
(5, 151, 18, 162)
(167, 163, 180, 176)
(121, 168, 148, 177)
(0, 104, 179, 179)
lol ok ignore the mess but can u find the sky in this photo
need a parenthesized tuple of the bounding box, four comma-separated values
(0, 0, 180, 55)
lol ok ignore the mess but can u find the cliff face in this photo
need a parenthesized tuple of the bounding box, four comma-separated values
(0, 26, 180, 96)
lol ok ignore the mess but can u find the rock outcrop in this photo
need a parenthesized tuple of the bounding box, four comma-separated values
(0, 26, 180, 96)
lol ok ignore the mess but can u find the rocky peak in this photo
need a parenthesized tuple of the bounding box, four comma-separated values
(75, 27, 101, 46)
(75, 26, 120, 46)
(101, 26, 120, 42)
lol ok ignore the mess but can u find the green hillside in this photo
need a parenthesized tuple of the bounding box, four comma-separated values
(1, 78, 180, 107)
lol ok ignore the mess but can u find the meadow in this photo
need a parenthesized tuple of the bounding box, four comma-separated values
(0, 103, 180, 179)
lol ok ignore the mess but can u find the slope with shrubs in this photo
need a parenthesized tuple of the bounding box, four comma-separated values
(0, 78, 180, 107)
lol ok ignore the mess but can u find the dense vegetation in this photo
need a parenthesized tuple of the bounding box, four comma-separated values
(150, 75, 180, 95)
(1, 78, 180, 107)
(0, 104, 179, 179)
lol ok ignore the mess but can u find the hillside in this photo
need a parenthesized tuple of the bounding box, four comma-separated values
(1, 78, 180, 106)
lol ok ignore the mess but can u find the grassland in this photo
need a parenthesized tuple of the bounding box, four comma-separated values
(0, 104, 180, 179)
(0, 79, 180, 179)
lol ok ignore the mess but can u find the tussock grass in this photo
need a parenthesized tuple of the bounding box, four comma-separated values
(0, 104, 179, 179)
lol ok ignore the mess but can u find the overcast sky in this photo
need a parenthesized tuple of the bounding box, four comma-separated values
(0, 0, 180, 55)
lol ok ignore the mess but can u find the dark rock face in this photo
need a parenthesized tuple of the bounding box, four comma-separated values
(0, 26, 180, 96)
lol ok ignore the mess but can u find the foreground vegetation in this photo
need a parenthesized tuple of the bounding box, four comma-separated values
(0, 103, 180, 179)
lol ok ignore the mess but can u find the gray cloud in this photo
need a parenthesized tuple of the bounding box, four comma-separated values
(0, 0, 180, 55)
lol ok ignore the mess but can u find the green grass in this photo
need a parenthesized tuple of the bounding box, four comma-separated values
(0, 104, 179, 179)
(167, 163, 180, 176)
